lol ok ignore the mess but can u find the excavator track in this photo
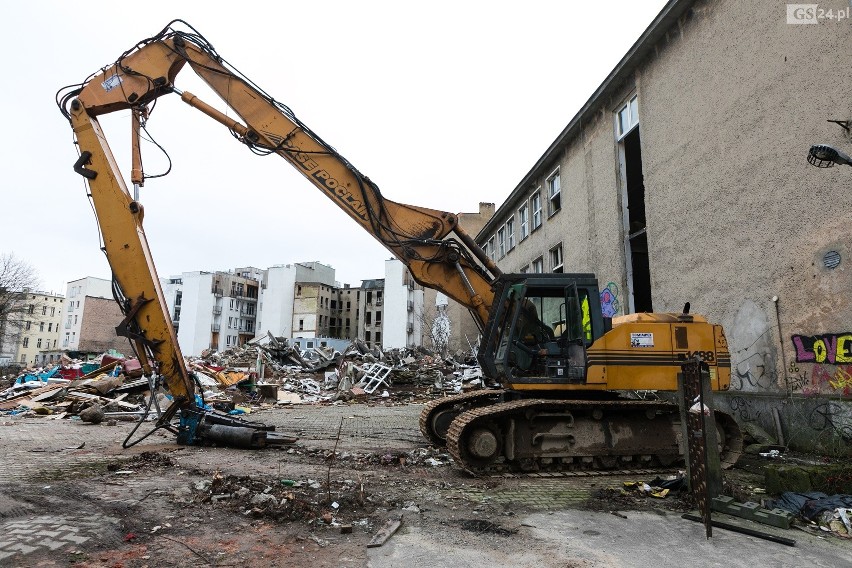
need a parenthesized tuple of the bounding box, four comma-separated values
(445, 398, 742, 476)
(419, 390, 507, 446)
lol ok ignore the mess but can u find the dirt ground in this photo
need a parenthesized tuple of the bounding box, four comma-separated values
(0, 399, 846, 568)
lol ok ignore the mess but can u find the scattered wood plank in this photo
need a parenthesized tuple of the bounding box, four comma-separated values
(367, 514, 403, 548)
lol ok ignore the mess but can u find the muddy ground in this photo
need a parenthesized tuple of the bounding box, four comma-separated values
(0, 400, 847, 567)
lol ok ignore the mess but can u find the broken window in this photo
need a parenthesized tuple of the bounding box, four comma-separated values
(550, 243, 564, 273)
(365, 331, 371, 343)
(365, 312, 372, 325)
(375, 311, 382, 324)
(547, 169, 561, 216)
(375, 332, 381, 345)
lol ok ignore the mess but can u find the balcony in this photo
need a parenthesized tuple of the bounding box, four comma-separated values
(212, 306, 222, 315)
(211, 324, 220, 332)
(407, 324, 414, 333)
(212, 287, 224, 297)
(407, 301, 414, 312)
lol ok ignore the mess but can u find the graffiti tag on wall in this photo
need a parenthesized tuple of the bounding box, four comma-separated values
(788, 334, 852, 398)
(600, 282, 621, 318)
(792, 333, 852, 364)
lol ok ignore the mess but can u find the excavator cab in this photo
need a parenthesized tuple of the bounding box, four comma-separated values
(479, 273, 608, 386)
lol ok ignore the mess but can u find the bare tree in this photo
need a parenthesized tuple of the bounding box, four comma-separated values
(0, 253, 41, 354)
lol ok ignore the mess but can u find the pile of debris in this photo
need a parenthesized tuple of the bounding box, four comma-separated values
(188, 335, 485, 407)
(0, 337, 486, 422)
(0, 354, 149, 422)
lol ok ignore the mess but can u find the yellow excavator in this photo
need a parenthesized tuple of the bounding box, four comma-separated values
(57, 21, 741, 470)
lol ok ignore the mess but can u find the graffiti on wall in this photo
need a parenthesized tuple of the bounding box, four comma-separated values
(807, 402, 852, 443)
(731, 351, 778, 392)
(792, 333, 852, 364)
(599, 282, 621, 318)
(729, 396, 763, 422)
(787, 334, 852, 397)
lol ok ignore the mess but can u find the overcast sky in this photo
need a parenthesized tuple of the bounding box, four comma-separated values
(2, 1, 668, 295)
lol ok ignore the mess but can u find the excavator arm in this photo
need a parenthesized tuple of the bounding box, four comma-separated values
(58, 21, 500, 443)
(63, 21, 499, 321)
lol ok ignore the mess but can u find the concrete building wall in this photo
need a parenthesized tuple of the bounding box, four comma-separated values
(259, 265, 297, 339)
(175, 272, 215, 356)
(383, 259, 421, 349)
(63, 277, 114, 354)
(77, 296, 127, 355)
(475, 0, 852, 455)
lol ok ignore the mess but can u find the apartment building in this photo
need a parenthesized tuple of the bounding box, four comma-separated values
(63, 277, 126, 359)
(163, 268, 260, 356)
(0, 291, 65, 366)
(476, 0, 851, 453)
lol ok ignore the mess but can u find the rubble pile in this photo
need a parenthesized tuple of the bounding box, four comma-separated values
(0, 354, 149, 421)
(0, 337, 485, 422)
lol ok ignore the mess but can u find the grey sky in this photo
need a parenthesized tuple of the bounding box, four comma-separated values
(2, 1, 668, 295)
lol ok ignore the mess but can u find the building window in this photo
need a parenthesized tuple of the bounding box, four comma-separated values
(531, 191, 542, 230)
(74, 315, 78, 324)
(547, 169, 561, 216)
(532, 256, 544, 273)
(39, 322, 44, 332)
(365, 331, 371, 343)
(25, 321, 31, 330)
(616, 94, 639, 139)
(50, 307, 55, 316)
(518, 204, 529, 241)
(375, 332, 381, 345)
(37, 338, 42, 348)
(550, 243, 564, 273)
(519, 265, 529, 273)
(298, 319, 304, 331)
(375, 311, 382, 324)
(506, 217, 515, 251)
(498, 227, 506, 258)
(365, 312, 372, 325)
(64, 333, 69, 347)
(22, 337, 29, 348)
(28, 304, 34, 314)
(48, 323, 52, 332)
(487, 237, 496, 262)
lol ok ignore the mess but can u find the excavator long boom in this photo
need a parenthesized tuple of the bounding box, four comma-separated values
(58, 21, 502, 441)
(63, 21, 500, 319)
